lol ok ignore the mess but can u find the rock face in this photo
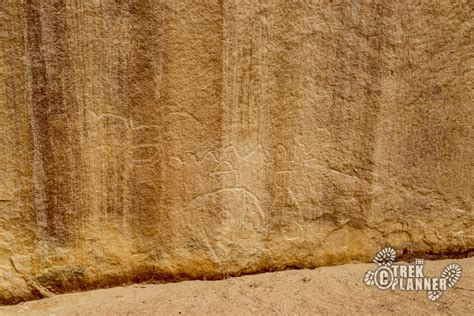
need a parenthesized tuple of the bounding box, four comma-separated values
(0, 0, 472, 304)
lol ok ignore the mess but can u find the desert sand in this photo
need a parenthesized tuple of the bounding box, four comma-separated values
(1, 257, 472, 315)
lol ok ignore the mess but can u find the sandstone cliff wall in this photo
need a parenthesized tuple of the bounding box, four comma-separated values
(0, 0, 472, 303)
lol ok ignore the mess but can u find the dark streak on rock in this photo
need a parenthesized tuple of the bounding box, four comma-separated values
(25, 0, 82, 245)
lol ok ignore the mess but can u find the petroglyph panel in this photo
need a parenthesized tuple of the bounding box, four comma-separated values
(0, 0, 472, 303)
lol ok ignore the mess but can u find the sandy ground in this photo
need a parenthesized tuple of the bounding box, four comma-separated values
(1, 257, 473, 315)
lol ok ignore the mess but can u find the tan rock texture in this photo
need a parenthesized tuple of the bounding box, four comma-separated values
(0, 0, 472, 304)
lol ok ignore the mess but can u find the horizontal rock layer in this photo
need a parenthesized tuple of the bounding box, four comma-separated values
(0, 0, 472, 304)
